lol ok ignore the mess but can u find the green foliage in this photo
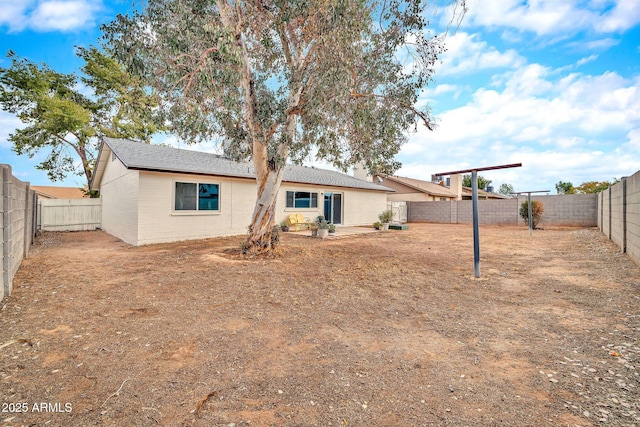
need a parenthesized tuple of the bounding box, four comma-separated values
(555, 181, 575, 194)
(0, 48, 163, 184)
(104, 0, 462, 174)
(103, 0, 465, 251)
(379, 209, 393, 223)
(519, 200, 544, 229)
(498, 183, 514, 195)
(555, 179, 619, 194)
(462, 174, 492, 190)
(575, 180, 619, 194)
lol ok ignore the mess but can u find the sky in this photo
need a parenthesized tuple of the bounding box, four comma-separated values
(0, 0, 639, 193)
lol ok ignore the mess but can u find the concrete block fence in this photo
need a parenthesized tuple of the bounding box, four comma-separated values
(599, 170, 640, 266)
(1, 164, 37, 302)
(408, 194, 598, 227)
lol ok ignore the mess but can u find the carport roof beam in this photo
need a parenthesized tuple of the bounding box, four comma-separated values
(433, 163, 522, 176)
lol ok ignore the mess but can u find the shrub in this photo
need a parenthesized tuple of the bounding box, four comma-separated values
(378, 210, 393, 223)
(520, 200, 544, 229)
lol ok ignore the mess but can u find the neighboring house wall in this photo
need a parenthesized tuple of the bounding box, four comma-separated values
(409, 194, 598, 227)
(99, 157, 140, 245)
(388, 192, 436, 202)
(598, 171, 640, 266)
(376, 177, 454, 202)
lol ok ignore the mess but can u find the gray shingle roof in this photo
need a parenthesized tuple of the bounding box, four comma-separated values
(102, 138, 392, 192)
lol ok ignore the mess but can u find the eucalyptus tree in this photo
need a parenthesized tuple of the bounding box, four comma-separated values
(105, 0, 466, 253)
(0, 48, 163, 185)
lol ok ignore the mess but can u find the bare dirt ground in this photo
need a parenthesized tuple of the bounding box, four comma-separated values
(1, 223, 639, 427)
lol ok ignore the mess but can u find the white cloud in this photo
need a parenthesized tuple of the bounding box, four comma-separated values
(0, 111, 24, 148)
(576, 54, 598, 67)
(0, 0, 33, 32)
(30, 0, 101, 31)
(600, 0, 640, 32)
(437, 32, 525, 76)
(0, 0, 101, 32)
(462, 0, 640, 36)
(399, 67, 640, 191)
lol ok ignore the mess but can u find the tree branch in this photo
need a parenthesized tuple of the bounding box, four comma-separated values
(349, 92, 434, 130)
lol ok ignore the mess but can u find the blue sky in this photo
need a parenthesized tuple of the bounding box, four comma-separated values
(0, 0, 639, 193)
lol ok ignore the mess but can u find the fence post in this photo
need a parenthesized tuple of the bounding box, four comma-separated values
(0, 165, 4, 300)
(608, 186, 612, 240)
(599, 192, 602, 231)
(32, 191, 37, 242)
(23, 183, 30, 258)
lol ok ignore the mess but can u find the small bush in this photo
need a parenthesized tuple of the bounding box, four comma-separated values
(378, 210, 393, 223)
(520, 200, 544, 229)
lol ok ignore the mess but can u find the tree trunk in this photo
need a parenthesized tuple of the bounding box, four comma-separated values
(243, 165, 285, 254)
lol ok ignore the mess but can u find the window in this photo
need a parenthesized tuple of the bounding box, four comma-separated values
(286, 191, 318, 208)
(175, 182, 219, 211)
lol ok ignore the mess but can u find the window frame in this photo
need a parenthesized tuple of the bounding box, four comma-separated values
(172, 180, 221, 214)
(285, 190, 319, 209)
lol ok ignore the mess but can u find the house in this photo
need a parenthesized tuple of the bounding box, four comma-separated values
(460, 186, 512, 200)
(373, 174, 459, 201)
(374, 173, 512, 202)
(90, 138, 392, 245)
(31, 186, 87, 199)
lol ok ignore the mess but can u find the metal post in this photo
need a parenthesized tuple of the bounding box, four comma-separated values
(528, 192, 532, 237)
(434, 163, 523, 279)
(472, 170, 480, 278)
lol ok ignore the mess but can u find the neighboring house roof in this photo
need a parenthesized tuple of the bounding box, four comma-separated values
(461, 186, 511, 199)
(32, 186, 87, 199)
(91, 138, 393, 192)
(375, 174, 458, 198)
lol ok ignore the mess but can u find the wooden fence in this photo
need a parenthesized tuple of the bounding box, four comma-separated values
(38, 198, 102, 231)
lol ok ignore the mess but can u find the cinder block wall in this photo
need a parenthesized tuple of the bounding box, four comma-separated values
(525, 194, 598, 227)
(610, 183, 625, 248)
(409, 194, 597, 226)
(626, 172, 640, 265)
(601, 170, 640, 266)
(408, 200, 452, 223)
(1, 164, 37, 302)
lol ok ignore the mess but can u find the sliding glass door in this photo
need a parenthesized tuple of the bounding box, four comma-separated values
(324, 192, 342, 224)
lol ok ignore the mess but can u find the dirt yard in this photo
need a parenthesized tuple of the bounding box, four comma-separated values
(1, 224, 639, 426)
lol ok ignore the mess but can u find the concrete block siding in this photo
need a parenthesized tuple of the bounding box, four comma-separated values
(408, 194, 597, 227)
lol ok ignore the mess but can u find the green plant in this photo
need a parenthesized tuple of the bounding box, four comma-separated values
(373, 221, 381, 230)
(318, 219, 330, 230)
(379, 210, 393, 223)
(328, 223, 336, 233)
(519, 200, 545, 229)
